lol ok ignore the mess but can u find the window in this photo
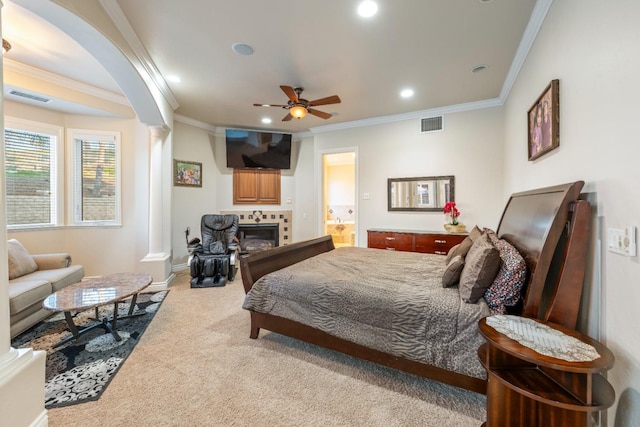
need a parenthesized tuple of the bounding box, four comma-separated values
(4, 119, 63, 228)
(68, 130, 121, 225)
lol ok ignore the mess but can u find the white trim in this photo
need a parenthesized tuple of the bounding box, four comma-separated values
(317, 147, 359, 246)
(3, 58, 129, 106)
(172, 263, 189, 272)
(66, 128, 122, 226)
(147, 272, 175, 292)
(99, 0, 180, 111)
(499, 0, 554, 101)
(174, 114, 217, 133)
(4, 116, 65, 228)
(309, 98, 503, 134)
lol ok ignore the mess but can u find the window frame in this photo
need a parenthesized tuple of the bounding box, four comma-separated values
(4, 117, 64, 230)
(67, 128, 122, 227)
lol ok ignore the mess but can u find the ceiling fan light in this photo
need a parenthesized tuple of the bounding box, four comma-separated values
(290, 105, 307, 119)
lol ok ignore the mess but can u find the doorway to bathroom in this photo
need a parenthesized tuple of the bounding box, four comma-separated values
(322, 150, 357, 247)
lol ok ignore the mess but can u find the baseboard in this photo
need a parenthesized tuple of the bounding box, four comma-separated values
(172, 263, 189, 272)
(147, 272, 175, 292)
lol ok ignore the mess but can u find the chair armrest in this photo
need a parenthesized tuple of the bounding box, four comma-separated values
(31, 253, 72, 270)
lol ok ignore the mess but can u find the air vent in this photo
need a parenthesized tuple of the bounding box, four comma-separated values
(420, 116, 443, 133)
(9, 90, 52, 103)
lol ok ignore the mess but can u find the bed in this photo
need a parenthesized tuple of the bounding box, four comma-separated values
(240, 182, 591, 394)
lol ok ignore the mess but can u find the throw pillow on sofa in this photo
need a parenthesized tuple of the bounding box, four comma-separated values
(7, 239, 38, 280)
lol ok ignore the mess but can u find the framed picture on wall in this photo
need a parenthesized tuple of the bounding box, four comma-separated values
(173, 159, 202, 187)
(528, 79, 559, 161)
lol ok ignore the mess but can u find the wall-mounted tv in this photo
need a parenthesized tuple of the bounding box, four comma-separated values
(226, 129, 292, 170)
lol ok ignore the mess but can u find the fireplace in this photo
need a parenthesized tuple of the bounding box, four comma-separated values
(237, 223, 279, 254)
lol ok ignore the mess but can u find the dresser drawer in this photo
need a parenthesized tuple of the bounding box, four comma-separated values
(368, 231, 414, 252)
(414, 234, 466, 255)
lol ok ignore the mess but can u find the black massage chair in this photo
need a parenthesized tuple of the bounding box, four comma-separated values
(189, 214, 239, 288)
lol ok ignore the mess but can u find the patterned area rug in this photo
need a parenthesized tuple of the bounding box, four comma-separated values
(11, 291, 168, 409)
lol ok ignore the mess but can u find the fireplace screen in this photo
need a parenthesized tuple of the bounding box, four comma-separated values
(238, 223, 279, 253)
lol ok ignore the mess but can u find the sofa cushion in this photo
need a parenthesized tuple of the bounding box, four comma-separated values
(7, 239, 38, 280)
(8, 280, 52, 315)
(9, 265, 85, 292)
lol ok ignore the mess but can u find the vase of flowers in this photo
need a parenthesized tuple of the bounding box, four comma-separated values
(443, 202, 466, 233)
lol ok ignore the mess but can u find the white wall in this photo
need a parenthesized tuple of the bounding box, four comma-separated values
(315, 107, 505, 246)
(503, 1, 640, 425)
(170, 126, 318, 264)
(5, 100, 150, 277)
(171, 121, 219, 266)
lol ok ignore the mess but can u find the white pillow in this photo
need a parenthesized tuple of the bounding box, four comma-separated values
(7, 239, 38, 279)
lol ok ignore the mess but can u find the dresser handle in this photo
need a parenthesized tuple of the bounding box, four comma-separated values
(435, 251, 447, 255)
(385, 237, 396, 240)
(435, 239, 446, 243)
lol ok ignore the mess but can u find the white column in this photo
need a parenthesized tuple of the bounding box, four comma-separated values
(148, 125, 167, 255)
(0, 3, 48, 425)
(140, 125, 172, 289)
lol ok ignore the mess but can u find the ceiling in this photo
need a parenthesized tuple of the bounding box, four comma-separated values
(2, 0, 538, 134)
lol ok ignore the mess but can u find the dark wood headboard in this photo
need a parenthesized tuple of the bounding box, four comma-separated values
(496, 181, 591, 329)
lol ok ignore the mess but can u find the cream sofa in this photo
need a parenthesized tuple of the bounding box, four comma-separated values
(7, 239, 84, 338)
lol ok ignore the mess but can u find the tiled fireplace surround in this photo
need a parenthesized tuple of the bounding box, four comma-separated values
(221, 210, 292, 247)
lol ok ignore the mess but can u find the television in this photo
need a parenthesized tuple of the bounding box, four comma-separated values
(225, 129, 292, 169)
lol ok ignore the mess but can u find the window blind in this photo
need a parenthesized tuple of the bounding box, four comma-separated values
(74, 138, 117, 222)
(4, 128, 56, 226)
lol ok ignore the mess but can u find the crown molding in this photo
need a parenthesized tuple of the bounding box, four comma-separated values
(98, 0, 180, 111)
(309, 98, 503, 134)
(3, 58, 130, 106)
(499, 0, 553, 102)
(174, 114, 217, 133)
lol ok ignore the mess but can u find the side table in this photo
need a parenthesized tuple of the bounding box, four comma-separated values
(478, 317, 615, 427)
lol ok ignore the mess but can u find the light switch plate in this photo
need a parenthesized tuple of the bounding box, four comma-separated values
(608, 226, 637, 256)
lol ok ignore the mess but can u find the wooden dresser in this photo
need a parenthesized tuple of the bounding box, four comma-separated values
(367, 229, 467, 255)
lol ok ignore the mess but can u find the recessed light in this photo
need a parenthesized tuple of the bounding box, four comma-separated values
(472, 65, 488, 73)
(400, 89, 414, 98)
(357, 1, 378, 18)
(261, 118, 272, 124)
(166, 75, 181, 83)
(232, 43, 254, 56)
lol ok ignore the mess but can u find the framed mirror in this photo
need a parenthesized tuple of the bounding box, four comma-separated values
(388, 176, 454, 212)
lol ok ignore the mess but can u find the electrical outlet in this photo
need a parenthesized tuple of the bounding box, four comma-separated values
(608, 226, 637, 256)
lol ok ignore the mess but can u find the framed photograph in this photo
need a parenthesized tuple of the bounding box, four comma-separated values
(173, 159, 202, 187)
(528, 79, 559, 161)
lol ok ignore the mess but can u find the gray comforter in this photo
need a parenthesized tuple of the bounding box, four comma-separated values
(242, 246, 490, 379)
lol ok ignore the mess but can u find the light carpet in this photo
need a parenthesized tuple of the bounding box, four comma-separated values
(47, 271, 486, 426)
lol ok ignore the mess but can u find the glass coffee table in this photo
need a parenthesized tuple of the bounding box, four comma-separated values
(43, 272, 153, 347)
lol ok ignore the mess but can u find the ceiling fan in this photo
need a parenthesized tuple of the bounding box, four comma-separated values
(254, 85, 341, 121)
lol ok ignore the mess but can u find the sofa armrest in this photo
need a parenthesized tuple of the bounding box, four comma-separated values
(31, 253, 72, 270)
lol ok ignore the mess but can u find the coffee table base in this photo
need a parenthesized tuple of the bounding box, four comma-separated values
(53, 293, 146, 348)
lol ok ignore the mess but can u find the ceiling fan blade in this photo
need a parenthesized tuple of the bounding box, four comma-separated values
(282, 112, 294, 121)
(253, 103, 287, 107)
(308, 108, 332, 120)
(280, 85, 299, 103)
(308, 95, 341, 107)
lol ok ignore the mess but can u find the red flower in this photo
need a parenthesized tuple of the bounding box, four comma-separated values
(443, 202, 460, 225)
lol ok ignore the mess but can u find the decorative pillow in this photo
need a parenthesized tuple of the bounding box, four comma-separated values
(469, 225, 483, 242)
(445, 238, 472, 264)
(7, 239, 38, 280)
(459, 233, 501, 303)
(444, 225, 484, 264)
(442, 255, 465, 287)
(484, 237, 527, 314)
